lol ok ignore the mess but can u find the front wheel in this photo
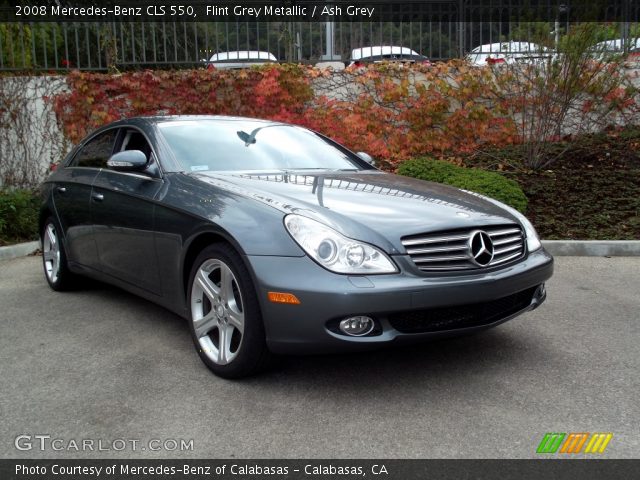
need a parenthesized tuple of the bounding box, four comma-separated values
(41, 216, 76, 291)
(187, 244, 270, 378)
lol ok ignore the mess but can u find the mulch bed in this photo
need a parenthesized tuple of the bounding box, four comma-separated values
(464, 128, 640, 240)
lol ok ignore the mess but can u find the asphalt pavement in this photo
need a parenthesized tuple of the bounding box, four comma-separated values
(1, 255, 638, 459)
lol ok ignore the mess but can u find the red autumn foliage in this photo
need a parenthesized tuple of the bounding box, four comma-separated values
(51, 65, 313, 145)
(51, 61, 519, 168)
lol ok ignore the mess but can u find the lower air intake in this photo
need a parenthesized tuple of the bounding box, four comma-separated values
(388, 286, 538, 334)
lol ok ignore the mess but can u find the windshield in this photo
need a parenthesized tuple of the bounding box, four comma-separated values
(158, 120, 369, 172)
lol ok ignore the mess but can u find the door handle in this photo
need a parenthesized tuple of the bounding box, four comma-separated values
(56, 187, 66, 193)
(92, 193, 104, 202)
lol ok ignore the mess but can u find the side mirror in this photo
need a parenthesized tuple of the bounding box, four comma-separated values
(107, 150, 148, 171)
(356, 151, 375, 166)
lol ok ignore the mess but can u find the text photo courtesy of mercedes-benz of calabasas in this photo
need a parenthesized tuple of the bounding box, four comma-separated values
(40, 116, 553, 378)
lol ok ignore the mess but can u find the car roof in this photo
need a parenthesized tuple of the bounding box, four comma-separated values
(88, 116, 282, 134)
(350, 46, 420, 60)
(592, 38, 640, 51)
(150, 115, 278, 125)
(208, 50, 277, 62)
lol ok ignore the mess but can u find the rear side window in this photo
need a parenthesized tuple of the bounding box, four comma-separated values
(70, 129, 117, 168)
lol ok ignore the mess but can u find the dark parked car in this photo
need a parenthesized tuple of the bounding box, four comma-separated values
(349, 46, 431, 67)
(40, 116, 553, 378)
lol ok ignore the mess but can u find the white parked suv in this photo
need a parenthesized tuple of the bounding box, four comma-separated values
(589, 38, 640, 62)
(466, 41, 554, 66)
(205, 51, 278, 69)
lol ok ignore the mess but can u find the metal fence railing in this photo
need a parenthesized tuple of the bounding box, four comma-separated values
(0, 20, 462, 71)
(1, 1, 639, 71)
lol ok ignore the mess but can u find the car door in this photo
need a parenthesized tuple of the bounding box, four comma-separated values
(53, 128, 118, 270)
(91, 128, 164, 295)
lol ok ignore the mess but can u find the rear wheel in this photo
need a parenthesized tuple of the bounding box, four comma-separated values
(41, 217, 76, 291)
(187, 244, 270, 378)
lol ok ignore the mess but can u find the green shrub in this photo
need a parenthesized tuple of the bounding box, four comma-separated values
(398, 157, 528, 213)
(0, 188, 40, 245)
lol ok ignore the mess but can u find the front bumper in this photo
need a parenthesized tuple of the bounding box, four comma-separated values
(247, 248, 554, 354)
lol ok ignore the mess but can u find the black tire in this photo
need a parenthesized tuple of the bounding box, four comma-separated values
(187, 243, 271, 378)
(41, 216, 76, 291)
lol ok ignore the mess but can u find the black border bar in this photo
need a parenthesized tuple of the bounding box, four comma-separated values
(2, 459, 639, 480)
(1, 1, 639, 23)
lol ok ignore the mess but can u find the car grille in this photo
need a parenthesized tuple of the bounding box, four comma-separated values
(401, 224, 525, 272)
(388, 286, 538, 334)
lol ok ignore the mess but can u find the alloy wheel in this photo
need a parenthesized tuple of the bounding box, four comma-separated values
(190, 259, 245, 365)
(43, 223, 60, 284)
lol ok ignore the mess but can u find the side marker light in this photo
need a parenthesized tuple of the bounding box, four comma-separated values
(268, 292, 301, 305)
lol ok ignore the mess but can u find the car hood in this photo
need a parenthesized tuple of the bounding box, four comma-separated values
(192, 170, 520, 254)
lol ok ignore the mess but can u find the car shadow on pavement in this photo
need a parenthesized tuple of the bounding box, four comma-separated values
(245, 323, 550, 395)
(66, 280, 551, 392)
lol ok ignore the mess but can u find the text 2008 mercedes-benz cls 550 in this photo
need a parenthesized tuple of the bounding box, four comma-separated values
(40, 116, 553, 378)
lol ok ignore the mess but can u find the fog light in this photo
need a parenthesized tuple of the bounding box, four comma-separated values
(339, 316, 374, 336)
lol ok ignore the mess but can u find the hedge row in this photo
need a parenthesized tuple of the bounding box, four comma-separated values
(398, 157, 528, 212)
(0, 188, 39, 245)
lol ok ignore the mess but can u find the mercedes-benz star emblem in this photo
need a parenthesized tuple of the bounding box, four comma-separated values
(468, 230, 494, 267)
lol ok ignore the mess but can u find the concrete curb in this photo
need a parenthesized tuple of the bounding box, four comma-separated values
(0, 241, 40, 261)
(0, 240, 639, 262)
(542, 240, 640, 257)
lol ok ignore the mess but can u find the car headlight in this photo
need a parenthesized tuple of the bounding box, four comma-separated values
(284, 214, 397, 274)
(520, 215, 542, 252)
(496, 205, 542, 253)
